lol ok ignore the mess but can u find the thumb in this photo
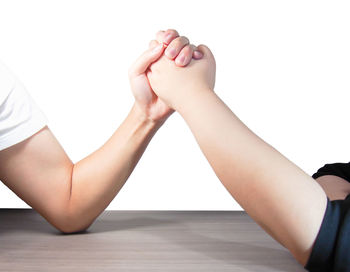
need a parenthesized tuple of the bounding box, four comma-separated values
(129, 43, 165, 77)
(197, 45, 214, 60)
(197, 44, 216, 69)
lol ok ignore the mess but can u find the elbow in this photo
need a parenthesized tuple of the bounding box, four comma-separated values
(56, 222, 91, 235)
(44, 176, 95, 234)
(55, 213, 94, 234)
(49, 208, 94, 234)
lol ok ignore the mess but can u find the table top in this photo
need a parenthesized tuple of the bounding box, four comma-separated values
(0, 209, 305, 272)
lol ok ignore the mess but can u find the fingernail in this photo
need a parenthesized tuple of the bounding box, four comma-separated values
(164, 33, 172, 44)
(194, 50, 203, 59)
(165, 47, 176, 58)
(152, 43, 163, 53)
(178, 53, 186, 64)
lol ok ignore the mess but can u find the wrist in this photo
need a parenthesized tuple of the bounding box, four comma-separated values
(131, 103, 165, 130)
(175, 87, 215, 115)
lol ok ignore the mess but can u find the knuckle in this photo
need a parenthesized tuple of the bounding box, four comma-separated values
(181, 45, 192, 54)
(156, 30, 165, 40)
(149, 39, 158, 48)
(171, 36, 185, 46)
(180, 36, 189, 44)
(166, 29, 179, 36)
(156, 30, 164, 36)
(167, 40, 181, 51)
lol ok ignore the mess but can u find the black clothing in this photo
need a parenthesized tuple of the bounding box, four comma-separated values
(305, 162, 350, 272)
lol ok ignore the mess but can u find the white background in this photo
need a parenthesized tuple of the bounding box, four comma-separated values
(0, 0, 350, 210)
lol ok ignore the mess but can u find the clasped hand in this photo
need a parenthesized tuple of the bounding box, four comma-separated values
(129, 29, 216, 122)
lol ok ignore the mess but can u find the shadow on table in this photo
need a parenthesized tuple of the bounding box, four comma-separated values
(0, 209, 177, 235)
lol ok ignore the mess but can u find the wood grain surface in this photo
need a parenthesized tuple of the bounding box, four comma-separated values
(0, 209, 305, 272)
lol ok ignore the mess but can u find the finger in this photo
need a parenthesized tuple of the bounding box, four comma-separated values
(196, 44, 216, 69)
(165, 36, 190, 59)
(193, 45, 204, 59)
(149, 39, 159, 49)
(156, 29, 179, 45)
(163, 29, 180, 44)
(155, 30, 165, 43)
(174, 44, 195, 67)
(197, 44, 214, 60)
(129, 43, 165, 77)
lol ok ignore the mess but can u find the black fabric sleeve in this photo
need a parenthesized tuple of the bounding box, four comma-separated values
(312, 162, 350, 182)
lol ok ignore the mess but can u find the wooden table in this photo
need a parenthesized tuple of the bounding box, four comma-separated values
(0, 209, 305, 271)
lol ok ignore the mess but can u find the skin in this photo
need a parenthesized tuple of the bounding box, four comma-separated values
(315, 175, 350, 201)
(0, 29, 202, 233)
(1, 27, 348, 266)
(146, 45, 332, 266)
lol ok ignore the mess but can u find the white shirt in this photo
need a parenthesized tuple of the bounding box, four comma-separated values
(0, 61, 48, 151)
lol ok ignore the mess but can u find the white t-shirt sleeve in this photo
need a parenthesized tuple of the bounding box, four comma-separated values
(0, 65, 48, 151)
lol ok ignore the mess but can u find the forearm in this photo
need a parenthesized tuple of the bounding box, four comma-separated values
(66, 104, 162, 231)
(177, 89, 327, 264)
(177, 90, 299, 192)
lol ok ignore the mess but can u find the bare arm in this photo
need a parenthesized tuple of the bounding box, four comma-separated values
(0, 29, 200, 233)
(177, 90, 327, 265)
(0, 106, 160, 233)
(147, 45, 328, 266)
